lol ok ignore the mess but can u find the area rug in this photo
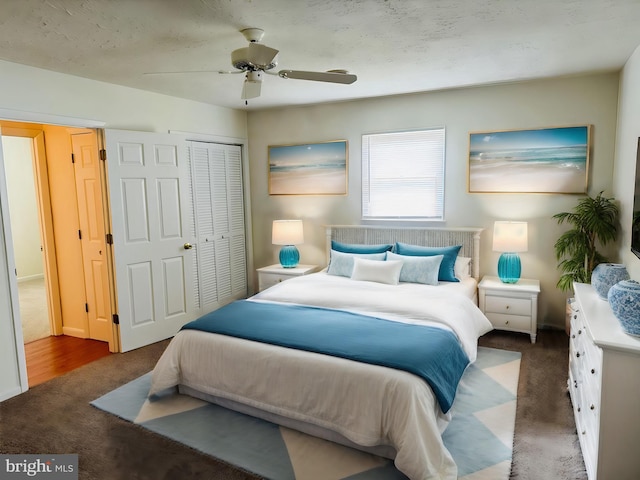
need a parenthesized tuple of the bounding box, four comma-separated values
(92, 346, 520, 480)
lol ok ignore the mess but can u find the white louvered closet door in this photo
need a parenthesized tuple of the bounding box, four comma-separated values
(188, 141, 247, 314)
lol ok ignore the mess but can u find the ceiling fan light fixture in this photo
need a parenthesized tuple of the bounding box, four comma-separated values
(242, 73, 262, 99)
(245, 71, 263, 83)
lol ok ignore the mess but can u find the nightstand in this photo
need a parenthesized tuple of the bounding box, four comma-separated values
(256, 264, 319, 292)
(478, 276, 540, 343)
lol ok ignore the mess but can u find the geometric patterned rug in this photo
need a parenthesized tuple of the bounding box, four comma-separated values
(91, 347, 520, 480)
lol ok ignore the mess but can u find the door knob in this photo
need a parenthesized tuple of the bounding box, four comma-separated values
(183, 243, 193, 250)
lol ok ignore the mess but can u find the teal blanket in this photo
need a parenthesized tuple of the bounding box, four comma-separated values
(182, 300, 469, 412)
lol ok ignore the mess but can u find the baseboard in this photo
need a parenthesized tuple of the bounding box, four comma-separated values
(62, 327, 87, 338)
(0, 385, 25, 402)
(17, 273, 45, 283)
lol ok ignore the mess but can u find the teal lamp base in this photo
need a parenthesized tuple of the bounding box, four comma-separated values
(279, 245, 300, 268)
(497, 253, 521, 283)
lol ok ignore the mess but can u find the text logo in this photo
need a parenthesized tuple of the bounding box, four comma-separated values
(0, 455, 77, 479)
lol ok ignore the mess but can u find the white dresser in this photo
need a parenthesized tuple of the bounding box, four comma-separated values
(569, 282, 640, 480)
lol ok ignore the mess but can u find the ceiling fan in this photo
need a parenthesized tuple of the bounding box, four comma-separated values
(221, 28, 357, 100)
(146, 28, 357, 101)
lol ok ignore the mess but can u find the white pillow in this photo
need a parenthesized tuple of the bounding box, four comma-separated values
(327, 250, 387, 277)
(455, 256, 472, 280)
(386, 251, 443, 285)
(351, 257, 403, 285)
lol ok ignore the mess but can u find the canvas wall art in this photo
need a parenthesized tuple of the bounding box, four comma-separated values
(468, 125, 590, 193)
(268, 140, 348, 195)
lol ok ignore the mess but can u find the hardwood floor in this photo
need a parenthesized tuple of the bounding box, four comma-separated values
(24, 335, 111, 387)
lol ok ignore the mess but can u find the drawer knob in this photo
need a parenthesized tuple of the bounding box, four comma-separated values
(505, 320, 510, 325)
(573, 314, 577, 320)
(590, 404, 595, 411)
(578, 329, 582, 335)
(576, 352, 580, 358)
(577, 407, 581, 412)
(591, 369, 595, 375)
(505, 305, 510, 310)
(572, 334, 575, 339)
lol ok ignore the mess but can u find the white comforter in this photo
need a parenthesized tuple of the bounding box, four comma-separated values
(150, 273, 493, 480)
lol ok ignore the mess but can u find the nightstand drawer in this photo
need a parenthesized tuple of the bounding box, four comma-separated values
(485, 295, 532, 316)
(485, 312, 531, 331)
(259, 272, 290, 291)
(256, 264, 319, 292)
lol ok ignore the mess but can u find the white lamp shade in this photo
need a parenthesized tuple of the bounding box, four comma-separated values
(272, 220, 304, 245)
(493, 221, 528, 253)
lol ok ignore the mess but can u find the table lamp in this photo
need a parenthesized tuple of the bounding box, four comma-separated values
(493, 221, 528, 283)
(272, 220, 304, 268)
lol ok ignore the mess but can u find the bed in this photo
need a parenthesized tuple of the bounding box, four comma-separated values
(149, 226, 492, 480)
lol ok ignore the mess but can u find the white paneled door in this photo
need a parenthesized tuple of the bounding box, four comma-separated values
(105, 130, 195, 352)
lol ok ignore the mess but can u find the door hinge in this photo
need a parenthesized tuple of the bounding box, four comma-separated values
(78, 230, 82, 240)
(106, 233, 113, 244)
(112, 313, 119, 325)
(71, 153, 75, 164)
(85, 303, 89, 313)
(99, 149, 107, 161)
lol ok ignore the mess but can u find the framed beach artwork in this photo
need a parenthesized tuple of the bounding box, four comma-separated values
(468, 125, 591, 194)
(268, 140, 348, 195)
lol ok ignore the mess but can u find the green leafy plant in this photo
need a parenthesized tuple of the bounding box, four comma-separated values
(553, 191, 619, 291)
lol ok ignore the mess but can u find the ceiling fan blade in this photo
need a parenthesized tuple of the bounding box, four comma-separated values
(278, 70, 357, 84)
(143, 70, 220, 75)
(247, 43, 279, 68)
(231, 43, 278, 71)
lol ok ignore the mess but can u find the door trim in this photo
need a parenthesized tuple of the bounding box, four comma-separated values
(0, 124, 63, 337)
(0, 108, 105, 128)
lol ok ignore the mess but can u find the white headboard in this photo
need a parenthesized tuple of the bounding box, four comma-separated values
(325, 225, 484, 280)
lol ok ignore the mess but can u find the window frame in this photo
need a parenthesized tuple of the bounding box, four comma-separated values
(361, 127, 446, 222)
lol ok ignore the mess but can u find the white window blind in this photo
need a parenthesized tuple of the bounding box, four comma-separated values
(362, 128, 445, 220)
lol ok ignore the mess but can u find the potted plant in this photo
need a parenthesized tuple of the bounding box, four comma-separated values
(553, 191, 619, 292)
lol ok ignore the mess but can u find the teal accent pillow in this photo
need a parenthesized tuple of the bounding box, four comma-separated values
(327, 250, 386, 277)
(386, 251, 443, 285)
(394, 243, 462, 282)
(331, 240, 393, 254)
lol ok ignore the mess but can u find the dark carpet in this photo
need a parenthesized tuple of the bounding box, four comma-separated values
(0, 329, 586, 480)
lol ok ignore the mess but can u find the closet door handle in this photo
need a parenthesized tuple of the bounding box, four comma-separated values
(183, 243, 193, 250)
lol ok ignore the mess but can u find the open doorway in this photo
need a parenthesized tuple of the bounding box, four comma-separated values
(0, 121, 114, 387)
(3, 136, 49, 342)
(2, 136, 51, 343)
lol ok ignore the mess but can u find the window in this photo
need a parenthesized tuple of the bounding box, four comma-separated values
(362, 128, 445, 220)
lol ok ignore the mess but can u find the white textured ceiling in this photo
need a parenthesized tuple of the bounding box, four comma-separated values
(1, 0, 640, 111)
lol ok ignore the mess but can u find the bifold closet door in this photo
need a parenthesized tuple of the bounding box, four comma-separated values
(188, 141, 247, 315)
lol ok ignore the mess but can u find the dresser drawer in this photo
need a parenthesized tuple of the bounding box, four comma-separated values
(485, 295, 532, 317)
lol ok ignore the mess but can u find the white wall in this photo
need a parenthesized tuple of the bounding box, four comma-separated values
(247, 73, 620, 331)
(2, 136, 43, 280)
(0, 60, 248, 401)
(613, 44, 640, 279)
(0, 60, 247, 137)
